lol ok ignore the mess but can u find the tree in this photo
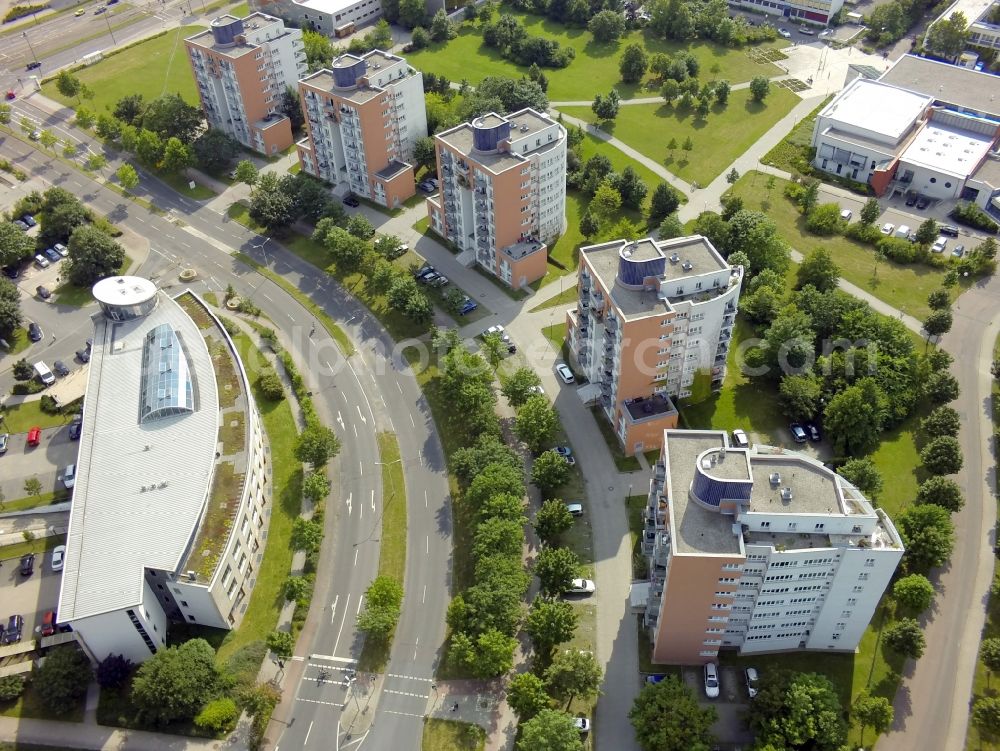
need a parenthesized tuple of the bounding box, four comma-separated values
(464, 0, 478, 21)
(535, 545, 579, 596)
(13, 359, 33, 381)
(883, 617, 925, 658)
(927, 288, 951, 311)
(838, 457, 883, 497)
(749, 75, 770, 102)
(921, 405, 960, 439)
(266, 630, 295, 660)
(516, 395, 560, 453)
(923, 309, 953, 339)
(135, 128, 164, 166)
(981, 638, 1000, 680)
(797, 247, 840, 292)
(0, 103, 11, 125)
(591, 89, 620, 121)
(96, 654, 134, 689)
(473, 517, 524, 561)
(55, 70, 82, 101)
(532, 450, 571, 495)
(591, 180, 623, 223)
(853, 693, 894, 742)
(747, 671, 847, 751)
(501, 367, 543, 408)
(412, 136, 436, 172)
(0, 221, 36, 266)
(0, 279, 23, 338)
(449, 628, 517, 677)
(824, 379, 884, 456)
(279, 86, 305, 131)
(23, 477, 42, 498)
(925, 370, 960, 404)
(34, 648, 92, 715)
(526, 597, 578, 659)
(140, 93, 202, 143)
(115, 163, 139, 192)
(399, 0, 427, 28)
(658, 214, 684, 240)
(778, 372, 823, 420)
(517, 709, 582, 751)
(535, 499, 574, 546)
(113, 93, 145, 125)
(66, 225, 125, 286)
(192, 129, 240, 175)
(249, 172, 296, 229)
(430, 8, 455, 41)
(974, 696, 1000, 737)
(893, 573, 934, 613)
(589, 9, 626, 42)
(132, 639, 220, 725)
(235, 159, 258, 190)
(916, 475, 963, 512)
(160, 137, 193, 173)
(629, 676, 718, 751)
(920, 435, 962, 475)
(726, 168, 740, 185)
(611, 166, 648, 211)
(860, 197, 880, 226)
(925, 11, 969, 59)
(508, 672, 550, 721)
(579, 211, 600, 239)
(0, 675, 25, 702)
(545, 649, 603, 708)
(661, 79, 680, 104)
(898, 503, 955, 572)
(302, 29, 334, 71)
(303, 471, 331, 504)
(39, 129, 57, 151)
(86, 153, 107, 171)
(295, 422, 341, 467)
(357, 575, 404, 639)
(915, 218, 939, 246)
(725, 209, 789, 276)
(346, 214, 375, 239)
(619, 43, 648, 83)
(714, 79, 731, 105)
(649, 183, 680, 221)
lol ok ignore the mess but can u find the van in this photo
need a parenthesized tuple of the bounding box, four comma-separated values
(894, 224, 910, 239)
(34, 361, 55, 386)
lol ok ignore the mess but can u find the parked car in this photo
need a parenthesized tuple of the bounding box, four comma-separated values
(430, 275, 449, 288)
(28, 322, 42, 341)
(51, 545, 66, 571)
(573, 717, 591, 734)
(29, 130, 40, 141)
(554, 446, 572, 458)
(419, 271, 440, 284)
(62, 464, 77, 489)
(839, 208, 852, 221)
(556, 363, 575, 384)
(19, 554, 34, 577)
(41, 610, 57, 637)
(3, 615, 23, 644)
(564, 454, 576, 466)
(880, 222, 895, 235)
(417, 181, 435, 193)
(567, 578, 596, 595)
(905, 193, 918, 207)
(789, 423, 808, 443)
(931, 236, 948, 253)
(414, 264, 435, 280)
(939, 224, 960, 237)
(76, 348, 91, 363)
(952, 244, 965, 257)
(483, 325, 511, 343)
(53, 360, 69, 376)
(745, 667, 760, 699)
(704, 662, 720, 698)
(36, 285, 51, 300)
(342, 194, 360, 207)
(0, 433, 7, 454)
(731, 428, 749, 448)
(645, 674, 667, 684)
(74, 7, 86, 15)
(806, 423, 821, 442)
(27, 426, 41, 446)
(94, 6, 107, 13)
(459, 297, 478, 315)
(22, 215, 37, 228)
(798, 26, 815, 35)
(778, 27, 791, 37)
(34, 254, 50, 269)
(916, 196, 930, 210)
(565, 502, 584, 516)
(13, 220, 29, 232)
(44, 248, 61, 263)
(69, 419, 82, 441)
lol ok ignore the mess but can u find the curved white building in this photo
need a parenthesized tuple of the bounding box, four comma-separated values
(58, 280, 270, 663)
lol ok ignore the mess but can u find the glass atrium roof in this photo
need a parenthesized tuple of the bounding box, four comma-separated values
(139, 324, 194, 423)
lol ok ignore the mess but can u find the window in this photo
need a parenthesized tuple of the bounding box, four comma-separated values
(858, 573, 869, 581)
(945, 181, 952, 188)
(847, 598, 857, 606)
(815, 523, 825, 530)
(930, 177, 937, 184)
(760, 521, 770, 529)
(864, 558, 875, 567)
(180, 600, 189, 607)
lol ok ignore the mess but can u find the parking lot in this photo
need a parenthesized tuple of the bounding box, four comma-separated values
(0, 425, 80, 503)
(680, 665, 755, 747)
(0, 550, 62, 644)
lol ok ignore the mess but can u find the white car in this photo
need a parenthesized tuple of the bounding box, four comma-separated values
(555, 363, 575, 384)
(483, 325, 511, 343)
(778, 27, 791, 38)
(932, 236, 948, 253)
(731, 429, 749, 448)
(568, 578, 596, 595)
(840, 208, 852, 221)
(573, 717, 591, 733)
(528, 384, 545, 396)
(745, 667, 759, 699)
(880, 222, 895, 235)
(51, 545, 66, 571)
(53, 243, 68, 257)
(704, 662, 720, 699)
(565, 502, 584, 516)
(61, 463, 76, 489)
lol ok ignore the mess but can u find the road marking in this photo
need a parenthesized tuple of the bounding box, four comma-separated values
(181, 241, 191, 249)
(353, 423, 357, 438)
(309, 654, 358, 664)
(298, 698, 346, 708)
(353, 548, 358, 566)
(346, 359, 376, 425)
(383, 689, 428, 699)
(340, 730, 370, 749)
(304, 721, 314, 745)
(332, 593, 351, 655)
(409, 413, 415, 428)
(424, 490, 428, 509)
(345, 493, 351, 516)
(135, 217, 146, 224)
(337, 411, 344, 431)
(371, 490, 375, 512)
(388, 416, 394, 431)
(330, 594, 339, 624)
(356, 405, 367, 424)
(426, 536, 429, 555)
(359, 461, 363, 477)
(262, 293, 274, 303)
(287, 312, 295, 322)
(384, 709, 425, 718)
(356, 595, 364, 615)
(422, 584, 426, 604)
(396, 380, 402, 394)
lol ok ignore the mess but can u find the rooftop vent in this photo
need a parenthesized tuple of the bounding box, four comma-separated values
(669, 252, 680, 264)
(187, 571, 197, 581)
(769, 472, 781, 487)
(780, 487, 793, 502)
(682, 261, 693, 272)
(520, 124, 529, 132)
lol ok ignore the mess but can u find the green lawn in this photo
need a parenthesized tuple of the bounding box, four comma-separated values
(1, 400, 75, 433)
(159, 171, 216, 200)
(542, 321, 567, 354)
(5, 328, 30, 356)
(408, 11, 785, 102)
(560, 86, 800, 187)
(762, 95, 832, 175)
(422, 718, 486, 751)
(213, 331, 302, 665)
(41, 26, 206, 112)
(726, 172, 951, 321)
(2, 489, 70, 514)
(55, 254, 134, 307)
(0, 534, 66, 564)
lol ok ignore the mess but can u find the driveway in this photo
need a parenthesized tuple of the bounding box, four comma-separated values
(0, 425, 79, 502)
(679, 665, 754, 746)
(0, 552, 62, 640)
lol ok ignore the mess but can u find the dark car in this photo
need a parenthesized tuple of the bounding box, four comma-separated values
(26, 61, 41, 71)
(19, 554, 34, 577)
(916, 196, 930, 210)
(806, 423, 821, 442)
(44, 248, 61, 263)
(342, 194, 360, 207)
(21, 215, 36, 228)
(789, 423, 808, 443)
(36, 285, 51, 300)
(69, 419, 82, 441)
(53, 360, 69, 376)
(76, 348, 91, 363)
(4, 615, 24, 644)
(28, 322, 42, 342)
(905, 193, 917, 207)
(3, 265, 19, 279)
(939, 224, 960, 237)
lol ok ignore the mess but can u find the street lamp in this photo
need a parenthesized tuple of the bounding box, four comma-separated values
(103, 11, 117, 44)
(22, 32, 39, 67)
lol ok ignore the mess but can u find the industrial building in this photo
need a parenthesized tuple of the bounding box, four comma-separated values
(249, 0, 382, 36)
(57, 278, 270, 664)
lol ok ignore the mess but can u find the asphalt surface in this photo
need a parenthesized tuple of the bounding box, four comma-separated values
(0, 116, 451, 750)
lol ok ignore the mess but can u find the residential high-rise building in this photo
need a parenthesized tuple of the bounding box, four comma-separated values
(636, 429, 903, 665)
(565, 236, 742, 456)
(58, 279, 269, 665)
(297, 50, 427, 209)
(426, 109, 567, 289)
(185, 13, 306, 155)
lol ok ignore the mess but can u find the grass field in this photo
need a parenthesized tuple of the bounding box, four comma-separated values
(560, 86, 800, 187)
(762, 95, 832, 175)
(407, 11, 785, 102)
(422, 718, 486, 751)
(726, 172, 951, 321)
(530, 286, 577, 313)
(0, 533, 66, 565)
(1, 400, 75, 433)
(5, 328, 30, 356)
(2, 489, 70, 514)
(41, 26, 205, 112)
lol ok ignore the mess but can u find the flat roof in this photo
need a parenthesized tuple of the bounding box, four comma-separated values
(658, 236, 728, 280)
(748, 457, 843, 515)
(506, 108, 555, 138)
(900, 119, 995, 177)
(92, 275, 156, 307)
(57, 291, 222, 622)
(972, 155, 1000, 188)
(301, 69, 382, 103)
(881, 55, 1000, 119)
(437, 124, 525, 172)
(820, 79, 932, 141)
(625, 393, 676, 422)
(185, 28, 256, 58)
(294, 0, 365, 15)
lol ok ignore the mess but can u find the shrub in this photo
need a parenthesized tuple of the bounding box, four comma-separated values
(34, 648, 93, 715)
(257, 370, 285, 401)
(3, 3, 48, 23)
(950, 202, 999, 234)
(804, 203, 843, 236)
(845, 222, 884, 246)
(12, 380, 45, 395)
(194, 697, 239, 735)
(877, 236, 919, 263)
(12, 359, 33, 380)
(40, 394, 61, 414)
(96, 654, 134, 688)
(0, 675, 25, 701)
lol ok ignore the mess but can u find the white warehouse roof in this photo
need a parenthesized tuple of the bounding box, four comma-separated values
(820, 78, 933, 142)
(57, 290, 220, 622)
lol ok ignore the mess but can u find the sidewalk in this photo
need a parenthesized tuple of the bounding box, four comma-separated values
(0, 714, 245, 750)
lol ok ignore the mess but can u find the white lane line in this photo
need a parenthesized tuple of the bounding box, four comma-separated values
(356, 404, 367, 424)
(330, 595, 339, 625)
(180, 241, 191, 249)
(262, 293, 274, 302)
(424, 490, 428, 509)
(396, 380, 402, 394)
(135, 217, 146, 224)
(388, 416, 394, 431)
(346, 359, 376, 425)
(332, 593, 351, 655)
(298, 698, 346, 708)
(371, 490, 375, 511)
(383, 689, 428, 700)
(422, 584, 426, 604)
(409, 413, 415, 427)
(356, 595, 364, 615)
(359, 496, 363, 520)
(426, 536, 429, 555)
(353, 548, 358, 566)
(384, 709, 425, 718)
(385, 673, 434, 682)
(337, 411, 345, 431)
(345, 493, 351, 516)
(353, 423, 357, 438)
(304, 721, 314, 745)
(359, 461, 363, 477)
(309, 654, 357, 664)
(340, 729, 369, 749)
